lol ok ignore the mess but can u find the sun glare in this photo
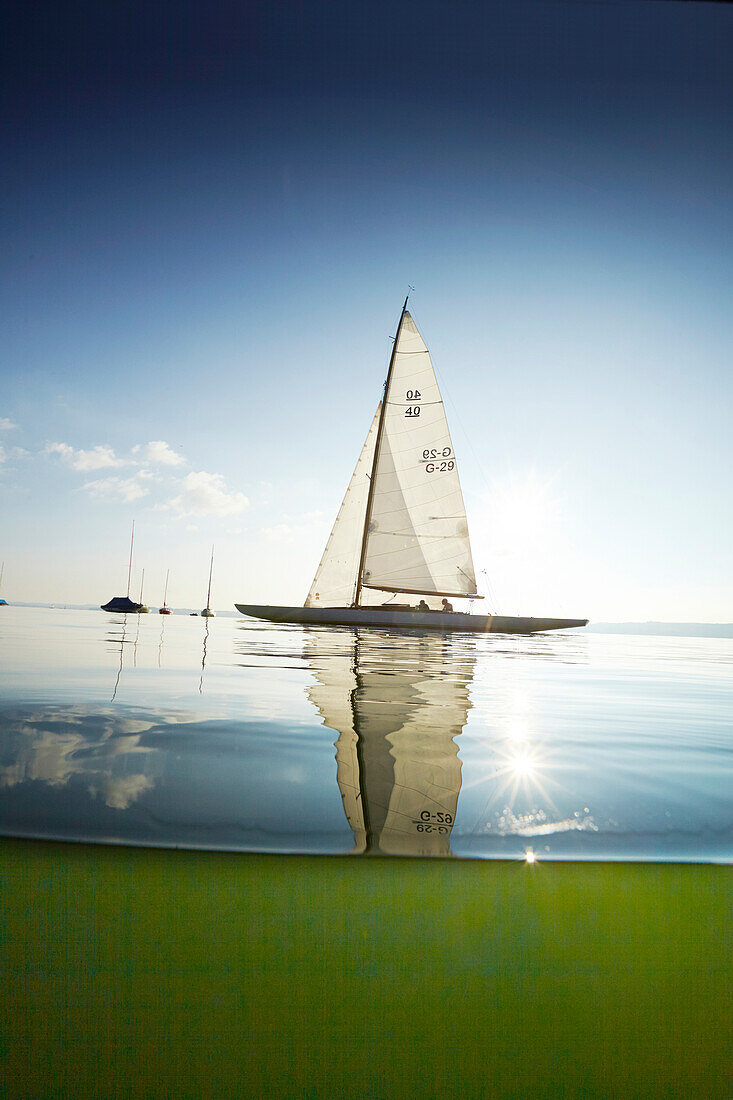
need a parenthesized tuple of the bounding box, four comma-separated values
(476, 471, 563, 557)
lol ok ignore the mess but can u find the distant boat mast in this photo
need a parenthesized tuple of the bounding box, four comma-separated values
(127, 521, 135, 599)
(201, 546, 215, 617)
(206, 546, 214, 609)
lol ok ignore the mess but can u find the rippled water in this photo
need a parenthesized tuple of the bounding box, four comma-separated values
(0, 607, 730, 860)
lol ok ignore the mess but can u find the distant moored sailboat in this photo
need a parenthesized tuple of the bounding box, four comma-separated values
(201, 547, 215, 617)
(137, 568, 150, 613)
(101, 522, 147, 613)
(236, 298, 588, 634)
(159, 569, 172, 615)
(0, 561, 7, 606)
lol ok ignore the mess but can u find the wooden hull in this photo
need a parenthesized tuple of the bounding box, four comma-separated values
(235, 604, 588, 634)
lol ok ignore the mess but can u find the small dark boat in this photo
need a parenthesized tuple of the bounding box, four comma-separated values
(102, 595, 146, 613)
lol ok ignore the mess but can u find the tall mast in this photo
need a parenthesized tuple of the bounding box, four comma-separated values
(353, 296, 409, 607)
(139, 568, 145, 603)
(163, 569, 170, 608)
(126, 521, 135, 598)
(206, 546, 214, 610)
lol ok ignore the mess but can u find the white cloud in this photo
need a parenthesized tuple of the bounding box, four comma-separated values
(0, 418, 17, 431)
(169, 471, 249, 517)
(261, 523, 295, 541)
(46, 442, 125, 472)
(132, 440, 185, 466)
(0, 445, 29, 465)
(83, 475, 151, 502)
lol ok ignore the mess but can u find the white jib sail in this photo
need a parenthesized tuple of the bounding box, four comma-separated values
(305, 405, 380, 607)
(361, 311, 477, 597)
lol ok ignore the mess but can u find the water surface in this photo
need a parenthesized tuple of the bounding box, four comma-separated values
(1, 606, 730, 860)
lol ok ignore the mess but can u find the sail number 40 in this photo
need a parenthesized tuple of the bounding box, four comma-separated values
(405, 389, 421, 417)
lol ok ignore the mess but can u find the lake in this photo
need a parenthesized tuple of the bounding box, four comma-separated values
(3, 607, 731, 1097)
(1, 606, 730, 862)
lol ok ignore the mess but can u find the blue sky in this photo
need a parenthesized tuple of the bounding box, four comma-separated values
(1, 1, 731, 618)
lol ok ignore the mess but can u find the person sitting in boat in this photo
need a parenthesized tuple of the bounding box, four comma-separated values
(441, 598, 453, 613)
(417, 599, 430, 612)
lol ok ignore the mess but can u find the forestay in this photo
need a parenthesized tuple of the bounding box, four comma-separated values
(361, 311, 477, 597)
(305, 406, 379, 607)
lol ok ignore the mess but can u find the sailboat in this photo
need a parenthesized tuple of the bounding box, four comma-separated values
(201, 546, 215, 617)
(101, 522, 147, 613)
(137, 568, 150, 613)
(236, 299, 588, 634)
(159, 569, 172, 614)
(0, 562, 7, 606)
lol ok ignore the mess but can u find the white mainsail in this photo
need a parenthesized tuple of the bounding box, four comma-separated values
(361, 311, 477, 598)
(305, 406, 380, 608)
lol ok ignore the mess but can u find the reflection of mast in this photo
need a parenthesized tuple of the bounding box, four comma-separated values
(305, 628, 474, 855)
(349, 634, 373, 853)
(111, 618, 128, 701)
(199, 618, 210, 694)
(158, 615, 166, 667)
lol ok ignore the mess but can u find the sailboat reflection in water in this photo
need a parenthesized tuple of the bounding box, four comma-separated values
(304, 628, 475, 855)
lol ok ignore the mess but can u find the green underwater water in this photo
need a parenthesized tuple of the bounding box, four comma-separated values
(2, 839, 731, 1099)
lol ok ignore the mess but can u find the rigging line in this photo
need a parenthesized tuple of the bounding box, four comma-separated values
(480, 569, 500, 614)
